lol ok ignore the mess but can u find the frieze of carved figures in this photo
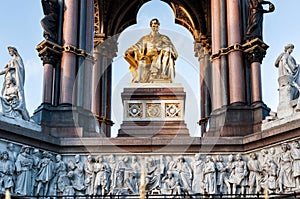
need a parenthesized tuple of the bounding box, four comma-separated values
(2, 141, 300, 197)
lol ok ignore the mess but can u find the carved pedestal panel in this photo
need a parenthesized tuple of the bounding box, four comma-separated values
(118, 83, 189, 137)
(277, 75, 294, 118)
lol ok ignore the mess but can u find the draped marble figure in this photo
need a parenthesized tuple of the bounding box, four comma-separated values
(125, 18, 178, 83)
(0, 47, 30, 120)
(275, 44, 300, 100)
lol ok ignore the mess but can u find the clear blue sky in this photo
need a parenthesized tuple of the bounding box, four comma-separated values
(0, 0, 299, 137)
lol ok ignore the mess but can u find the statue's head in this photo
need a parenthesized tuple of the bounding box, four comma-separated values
(284, 44, 294, 53)
(2, 151, 9, 160)
(7, 46, 18, 55)
(7, 143, 14, 151)
(150, 18, 160, 27)
(150, 18, 160, 33)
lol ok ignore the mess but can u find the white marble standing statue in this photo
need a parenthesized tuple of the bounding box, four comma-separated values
(0, 46, 30, 120)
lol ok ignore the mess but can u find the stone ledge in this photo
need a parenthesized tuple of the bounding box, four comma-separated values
(0, 112, 300, 154)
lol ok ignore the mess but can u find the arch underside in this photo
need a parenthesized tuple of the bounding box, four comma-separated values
(94, 0, 211, 43)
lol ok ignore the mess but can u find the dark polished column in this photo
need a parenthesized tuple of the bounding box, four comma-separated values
(220, 0, 229, 106)
(75, 0, 87, 107)
(195, 40, 211, 135)
(244, 39, 269, 103)
(92, 38, 117, 137)
(43, 63, 54, 104)
(251, 62, 262, 103)
(53, 0, 64, 106)
(211, 0, 222, 110)
(83, 0, 94, 110)
(227, 0, 245, 104)
(60, 0, 79, 105)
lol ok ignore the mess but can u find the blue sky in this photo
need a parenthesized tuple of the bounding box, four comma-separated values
(0, 0, 299, 137)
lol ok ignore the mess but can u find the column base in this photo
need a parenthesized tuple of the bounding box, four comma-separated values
(206, 102, 270, 137)
(32, 103, 102, 137)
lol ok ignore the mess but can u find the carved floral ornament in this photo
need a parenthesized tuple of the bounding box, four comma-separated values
(125, 101, 183, 120)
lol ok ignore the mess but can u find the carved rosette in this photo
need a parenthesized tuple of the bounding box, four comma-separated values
(165, 103, 181, 118)
(124, 100, 184, 121)
(127, 103, 142, 118)
(146, 103, 161, 118)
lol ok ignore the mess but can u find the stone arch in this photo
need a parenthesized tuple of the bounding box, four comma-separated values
(92, 0, 212, 136)
(94, 0, 211, 43)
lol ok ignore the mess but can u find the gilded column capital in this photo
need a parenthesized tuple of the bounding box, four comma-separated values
(94, 33, 106, 47)
(243, 38, 269, 64)
(194, 35, 211, 60)
(36, 39, 63, 65)
(94, 35, 118, 59)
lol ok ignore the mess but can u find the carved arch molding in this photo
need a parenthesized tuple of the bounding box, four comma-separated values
(93, 0, 211, 50)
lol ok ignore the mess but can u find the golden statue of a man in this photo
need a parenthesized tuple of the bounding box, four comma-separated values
(125, 18, 178, 83)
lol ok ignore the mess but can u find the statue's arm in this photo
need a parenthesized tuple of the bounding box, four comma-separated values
(161, 36, 178, 59)
(259, 0, 275, 13)
(0, 69, 5, 75)
(282, 54, 293, 74)
(0, 63, 9, 75)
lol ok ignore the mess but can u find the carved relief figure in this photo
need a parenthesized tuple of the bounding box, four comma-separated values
(192, 153, 204, 194)
(245, 0, 274, 41)
(73, 154, 85, 194)
(161, 171, 181, 196)
(94, 155, 110, 196)
(0, 47, 30, 120)
(67, 160, 85, 195)
(278, 143, 295, 193)
(225, 154, 235, 195)
(230, 153, 248, 195)
(145, 157, 160, 192)
(265, 159, 278, 193)
(84, 155, 95, 196)
(6, 143, 17, 163)
(215, 155, 227, 194)
(130, 156, 141, 194)
(111, 156, 131, 194)
(41, 0, 59, 42)
(247, 153, 262, 194)
(31, 148, 40, 195)
(51, 154, 67, 197)
(175, 156, 193, 194)
(165, 155, 176, 172)
(57, 171, 75, 198)
(203, 156, 216, 195)
(291, 141, 300, 188)
(15, 146, 33, 196)
(36, 151, 55, 196)
(107, 154, 117, 191)
(268, 147, 279, 165)
(125, 18, 178, 83)
(0, 151, 15, 193)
